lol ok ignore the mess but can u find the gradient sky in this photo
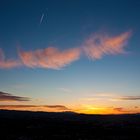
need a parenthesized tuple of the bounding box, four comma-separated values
(0, 0, 140, 114)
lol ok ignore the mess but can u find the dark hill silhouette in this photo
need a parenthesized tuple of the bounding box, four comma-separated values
(0, 110, 140, 140)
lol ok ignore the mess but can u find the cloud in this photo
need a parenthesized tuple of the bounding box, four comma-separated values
(113, 107, 124, 112)
(113, 107, 132, 113)
(0, 91, 30, 101)
(0, 30, 132, 70)
(83, 31, 131, 59)
(134, 106, 138, 108)
(0, 105, 35, 108)
(0, 48, 20, 69)
(79, 94, 140, 103)
(118, 96, 140, 100)
(18, 47, 81, 69)
(0, 105, 70, 112)
(59, 88, 72, 93)
(43, 105, 70, 111)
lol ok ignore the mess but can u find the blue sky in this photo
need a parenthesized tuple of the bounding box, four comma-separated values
(0, 0, 140, 114)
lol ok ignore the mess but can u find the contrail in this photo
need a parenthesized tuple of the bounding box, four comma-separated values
(39, 13, 45, 25)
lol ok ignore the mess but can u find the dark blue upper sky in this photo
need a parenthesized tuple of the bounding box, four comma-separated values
(0, 0, 140, 51)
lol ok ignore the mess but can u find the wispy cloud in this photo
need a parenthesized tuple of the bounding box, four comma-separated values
(43, 105, 70, 111)
(113, 107, 124, 112)
(0, 105, 36, 108)
(0, 48, 20, 69)
(80, 94, 140, 102)
(83, 31, 131, 59)
(0, 91, 30, 101)
(80, 93, 117, 101)
(113, 107, 133, 113)
(118, 96, 140, 100)
(18, 47, 81, 69)
(0, 30, 132, 70)
(59, 88, 72, 93)
(0, 104, 70, 112)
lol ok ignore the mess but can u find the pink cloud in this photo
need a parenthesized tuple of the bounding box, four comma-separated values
(0, 48, 20, 69)
(83, 31, 131, 59)
(18, 47, 81, 69)
(0, 30, 132, 70)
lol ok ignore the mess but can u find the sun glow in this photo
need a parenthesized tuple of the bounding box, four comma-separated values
(74, 104, 134, 115)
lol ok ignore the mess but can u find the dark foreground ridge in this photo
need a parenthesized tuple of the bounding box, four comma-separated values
(0, 110, 140, 140)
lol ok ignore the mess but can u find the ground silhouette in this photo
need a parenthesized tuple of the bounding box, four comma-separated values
(0, 110, 140, 140)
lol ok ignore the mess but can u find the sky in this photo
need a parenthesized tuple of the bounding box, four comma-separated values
(0, 0, 140, 114)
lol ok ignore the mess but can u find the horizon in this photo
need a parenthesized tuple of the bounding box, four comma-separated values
(1, 108, 140, 115)
(0, 0, 140, 115)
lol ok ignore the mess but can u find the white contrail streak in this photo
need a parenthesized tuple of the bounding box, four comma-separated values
(39, 13, 45, 24)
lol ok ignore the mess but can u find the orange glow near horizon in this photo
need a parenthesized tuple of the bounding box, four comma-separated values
(0, 104, 140, 115)
(76, 107, 123, 115)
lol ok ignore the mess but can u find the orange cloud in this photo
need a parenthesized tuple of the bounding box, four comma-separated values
(0, 48, 20, 69)
(0, 105, 70, 112)
(43, 105, 70, 111)
(112, 107, 136, 114)
(113, 107, 124, 112)
(18, 47, 81, 69)
(83, 31, 131, 59)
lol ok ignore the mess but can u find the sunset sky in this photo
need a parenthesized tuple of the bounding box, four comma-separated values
(0, 0, 140, 114)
